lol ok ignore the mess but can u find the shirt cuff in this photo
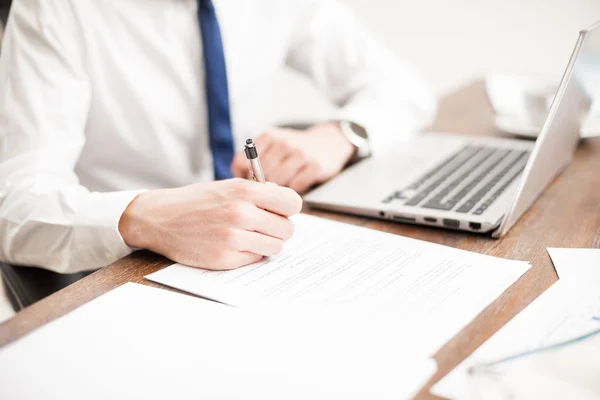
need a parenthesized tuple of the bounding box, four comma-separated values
(73, 190, 146, 269)
(335, 97, 425, 156)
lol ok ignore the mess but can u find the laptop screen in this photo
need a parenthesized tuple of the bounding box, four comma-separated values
(494, 21, 597, 238)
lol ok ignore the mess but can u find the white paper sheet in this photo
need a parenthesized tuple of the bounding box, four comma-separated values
(0, 283, 437, 400)
(147, 214, 531, 357)
(432, 248, 600, 400)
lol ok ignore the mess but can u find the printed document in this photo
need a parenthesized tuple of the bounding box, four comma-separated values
(0, 283, 436, 400)
(147, 214, 531, 355)
(433, 248, 600, 400)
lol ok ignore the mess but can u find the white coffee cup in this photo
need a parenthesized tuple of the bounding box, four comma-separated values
(486, 72, 558, 127)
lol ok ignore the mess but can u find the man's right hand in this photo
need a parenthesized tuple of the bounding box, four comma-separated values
(118, 179, 302, 270)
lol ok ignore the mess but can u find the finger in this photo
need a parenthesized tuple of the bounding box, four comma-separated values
(252, 132, 275, 162)
(287, 162, 320, 194)
(169, 246, 262, 271)
(234, 229, 285, 257)
(231, 151, 250, 179)
(262, 148, 289, 179)
(225, 251, 264, 270)
(253, 130, 277, 149)
(268, 151, 308, 187)
(214, 251, 264, 271)
(246, 181, 303, 217)
(257, 140, 292, 177)
(239, 204, 295, 241)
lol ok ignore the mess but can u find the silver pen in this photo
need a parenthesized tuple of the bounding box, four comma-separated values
(244, 139, 266, 183)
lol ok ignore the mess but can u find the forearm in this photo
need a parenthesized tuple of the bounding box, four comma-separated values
(286, 0, 437, 152)
(335, 69, 437, 153)
(327, 31, 437, 152)
(0, 0, 145, 273)
(0, 180, 142, 273)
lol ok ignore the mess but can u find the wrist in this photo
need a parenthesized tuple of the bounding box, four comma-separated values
(118, 191, 153, 249)
(310, 122, 355, 164)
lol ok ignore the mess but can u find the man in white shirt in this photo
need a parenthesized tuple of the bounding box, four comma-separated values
(0, 0, 435, 275)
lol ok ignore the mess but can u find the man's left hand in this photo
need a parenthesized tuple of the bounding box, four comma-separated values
(231, 123, 355, 194)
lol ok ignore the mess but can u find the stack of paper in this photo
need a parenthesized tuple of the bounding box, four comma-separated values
(0, 283, 436, 400)
(147, 214, 532, 357)
(433, 248, 600, 399)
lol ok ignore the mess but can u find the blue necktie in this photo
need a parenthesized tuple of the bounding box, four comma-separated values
(197, 0, 234, 180)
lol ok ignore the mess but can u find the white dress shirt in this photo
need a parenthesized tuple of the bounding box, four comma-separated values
(0, 0, 435, 274)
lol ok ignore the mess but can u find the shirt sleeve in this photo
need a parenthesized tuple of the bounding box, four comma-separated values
(0, 0, 142, 273)
(284, 0, 437, 153)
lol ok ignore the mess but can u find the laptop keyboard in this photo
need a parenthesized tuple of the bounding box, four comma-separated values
(383, 145, 531, 215)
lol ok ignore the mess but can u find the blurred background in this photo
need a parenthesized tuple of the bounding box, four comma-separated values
(265, 0, 600, 125)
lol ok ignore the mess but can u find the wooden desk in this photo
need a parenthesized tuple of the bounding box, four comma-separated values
(1, 81, 599, 398)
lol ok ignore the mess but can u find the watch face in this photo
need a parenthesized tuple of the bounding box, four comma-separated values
(348, 122, 369, 140)
(341, 121, 370, 160)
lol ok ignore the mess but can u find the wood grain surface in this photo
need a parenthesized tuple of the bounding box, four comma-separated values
(1, 81, 598, 399)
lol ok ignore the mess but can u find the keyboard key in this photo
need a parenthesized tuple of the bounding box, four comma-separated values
(455, 150, 529, 214)
(471, 155, 530, 215)
(421, 147, 495, 210)
(446, 149, 510, 205)
(405, 146, 472, 190)
(383, 145, 477, 204)
(420, 202, 454, 211)
(404, 146, 481, 207)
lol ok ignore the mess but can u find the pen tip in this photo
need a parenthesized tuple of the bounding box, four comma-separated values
(246, 138, 253, 145)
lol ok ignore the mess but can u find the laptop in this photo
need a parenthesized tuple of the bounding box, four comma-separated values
(305, 22, 598, 238)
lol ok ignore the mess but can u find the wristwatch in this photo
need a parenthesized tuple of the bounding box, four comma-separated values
(336, 120, 371, 163)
